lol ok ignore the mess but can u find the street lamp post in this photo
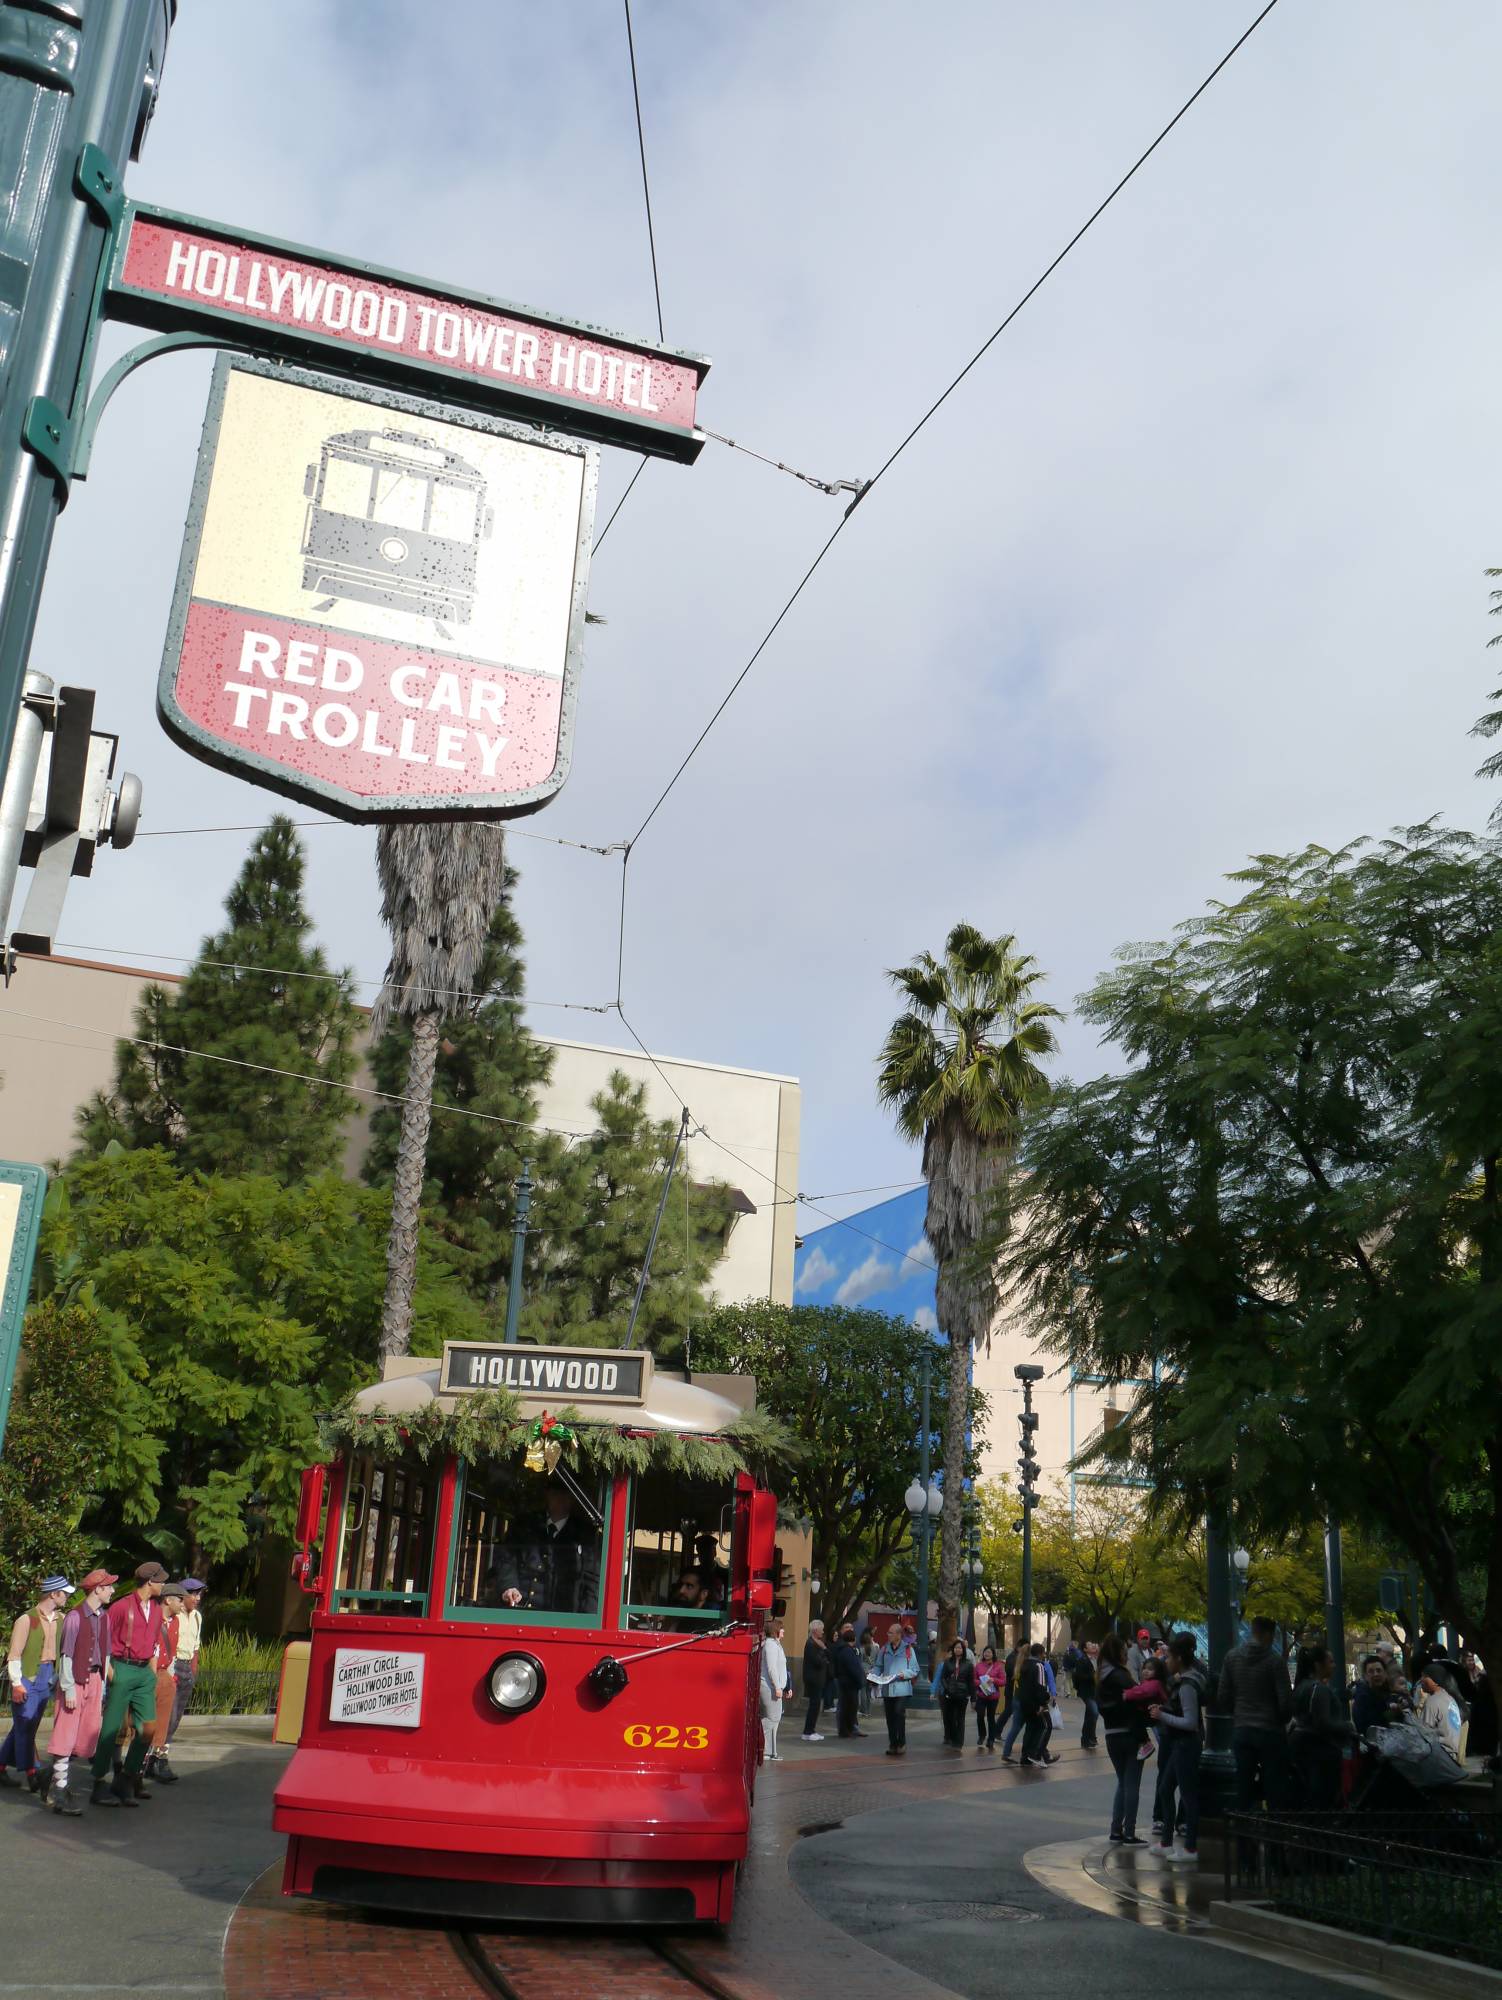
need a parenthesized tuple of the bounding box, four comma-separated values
(1014, 1365, 1044, 1642)
(904, 1343, 942, 1702)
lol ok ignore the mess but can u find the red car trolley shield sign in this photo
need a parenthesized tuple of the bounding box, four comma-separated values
(159, 357, 598, 821)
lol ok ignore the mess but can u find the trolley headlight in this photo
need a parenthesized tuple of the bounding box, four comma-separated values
(487, 1651, 545, 1715)
(379, 535, 409, 564)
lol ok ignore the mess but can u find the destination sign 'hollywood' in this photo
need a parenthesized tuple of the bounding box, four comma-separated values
(440, 1343, 650, 1404)
(110, 207, 708, 462)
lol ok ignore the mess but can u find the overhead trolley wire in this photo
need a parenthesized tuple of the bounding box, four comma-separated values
(624, 0, 666, 344)
(602, 0, 1282, 1245)
(622, 0, 1282, 852)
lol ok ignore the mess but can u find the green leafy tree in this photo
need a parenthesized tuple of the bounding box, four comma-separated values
(877, 924, 1059, 1644)
(693, 1301, 971, 1624)
(520, 1073, 738, 1358)
(74, 818, 360, 1180)
(0, 1299, 115, 1607)
(365, 873, 554, 1310)
(40, 1150, 481, 1574)
(1003, 822, 1502, 1672)
(373, 823, 508, 1358)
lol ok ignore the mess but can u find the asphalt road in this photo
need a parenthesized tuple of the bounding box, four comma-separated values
(0, 1738, 288, 1999)
(788, 1747, 1364, 1998)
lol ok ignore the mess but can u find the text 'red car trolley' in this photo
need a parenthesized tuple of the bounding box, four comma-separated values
(274, 1341, 778, 1926)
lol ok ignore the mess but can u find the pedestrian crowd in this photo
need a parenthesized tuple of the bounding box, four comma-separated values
(760, 1614, 1098, 1767)
(758, 1607, 1488, 1877)
(2, 1562, 206, 1815)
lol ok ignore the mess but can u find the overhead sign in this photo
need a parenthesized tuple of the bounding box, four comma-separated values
(159, 358, 597, 821)
(440, 1342, 650, 1405)
(0, 1162, 47, 1450)
(329, 1649, 424, 1728)
(109, 206, 708, 462)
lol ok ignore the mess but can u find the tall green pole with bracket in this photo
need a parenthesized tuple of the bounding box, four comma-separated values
(0, 1162, 47, 1451)
(0, 0, 174, 783)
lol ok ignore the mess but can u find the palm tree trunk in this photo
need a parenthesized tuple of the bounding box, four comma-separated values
(380, 1008, 440, 1360)
(938, 1308, 968, 1648)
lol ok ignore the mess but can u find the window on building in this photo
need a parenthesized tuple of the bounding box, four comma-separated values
(450, 1463, 608, 1621)
(334, 1453, 439, 1615)
(623, 1470, 736, 1631)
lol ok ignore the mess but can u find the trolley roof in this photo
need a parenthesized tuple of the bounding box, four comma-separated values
(353, 1344, 753, 1440)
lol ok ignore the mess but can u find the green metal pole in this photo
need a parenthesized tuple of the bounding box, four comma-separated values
(502, 1157, 533, 1344)
(0, 0, 173, 782)
(916, 1342, 933, 1699)
(1324, 1514, 1346, 1689)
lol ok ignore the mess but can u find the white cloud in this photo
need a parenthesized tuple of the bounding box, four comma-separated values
(834, 1251, 899, 1307)
(914, 1306, 938, 1334)
(795, 1245, 838, 1296)
(907, 1235, 936, 1269)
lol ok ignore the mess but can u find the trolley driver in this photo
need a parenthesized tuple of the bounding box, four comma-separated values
(493, 1480, 601, 1614)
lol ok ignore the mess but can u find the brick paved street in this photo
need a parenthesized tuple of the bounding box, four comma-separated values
(1, 1704, 1382, 1998)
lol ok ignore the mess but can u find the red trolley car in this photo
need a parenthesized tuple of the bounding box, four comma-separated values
(274, 1342, 778, 1926)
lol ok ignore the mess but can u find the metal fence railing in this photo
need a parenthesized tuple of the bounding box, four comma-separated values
(1223, 1809, 1502, 1971)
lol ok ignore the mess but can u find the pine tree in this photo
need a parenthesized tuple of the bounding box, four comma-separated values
(523, 1071, 739, 1360)
(74, 818, 361, 1182)
(364, 869, 554, 1310)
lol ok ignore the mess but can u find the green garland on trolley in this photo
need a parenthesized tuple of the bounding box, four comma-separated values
(316, 1387, 797, 1484)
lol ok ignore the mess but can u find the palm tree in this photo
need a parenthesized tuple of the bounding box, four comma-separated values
(374, 821, 509, 1359)
(877, 923, 1060, 1645)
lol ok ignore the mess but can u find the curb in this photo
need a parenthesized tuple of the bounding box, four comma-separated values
(1209, 1899, 1502, 2000)
(175, 1712, 277, 1741)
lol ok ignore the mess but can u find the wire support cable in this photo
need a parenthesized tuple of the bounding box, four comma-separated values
(131, 817, 620, 857)
(0, 1002, 594, 1142)
(52, 940, 614, 1017)
(699, 426, 867, 502)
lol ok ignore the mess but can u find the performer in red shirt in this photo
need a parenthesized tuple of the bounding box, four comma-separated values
(89, 1562, 166, 1808)
(142, 1584, 184, 1786)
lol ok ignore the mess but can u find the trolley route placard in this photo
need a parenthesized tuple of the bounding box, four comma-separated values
(109, 206, 708, 463)
(441, 1343, 649, 1404)
(159, 357, 597, 821)
(329, 1649, 425, 1728)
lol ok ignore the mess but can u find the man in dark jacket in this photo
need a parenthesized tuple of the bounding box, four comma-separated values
(493, 1482, 600, 1615)
(830, 1623, 867, 1739)
(1073, 1639, 1100, 1748)
(1216, 1615, 1294, 1811)
(1018, 1642, 1055, 1767)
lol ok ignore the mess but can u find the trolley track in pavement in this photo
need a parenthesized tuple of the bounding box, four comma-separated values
(453, 1927, 738, 1999)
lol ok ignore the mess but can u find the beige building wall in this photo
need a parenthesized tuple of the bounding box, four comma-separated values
(970, 1284, 1141, 1512)
(0, 954, 797, 1307)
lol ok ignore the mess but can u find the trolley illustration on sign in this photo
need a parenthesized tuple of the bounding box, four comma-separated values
(301, 428, 495, 635)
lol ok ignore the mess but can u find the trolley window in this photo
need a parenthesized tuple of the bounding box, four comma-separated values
(372, 468, 430, 531)
(428, 482, 480, 541)
(319, 454, 375, 520)
(623, 1471, 736, 1631)
(447, 1462, 608, 1625)
(333, 1452, 439, 1616)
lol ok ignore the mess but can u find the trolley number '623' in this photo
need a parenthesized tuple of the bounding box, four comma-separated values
(623, 1723, 710, 1749)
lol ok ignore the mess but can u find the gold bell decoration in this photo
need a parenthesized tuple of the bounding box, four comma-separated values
(524, 1411, 574, 1474)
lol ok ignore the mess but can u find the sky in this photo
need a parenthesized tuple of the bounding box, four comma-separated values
(27, 0, 1502, 1233)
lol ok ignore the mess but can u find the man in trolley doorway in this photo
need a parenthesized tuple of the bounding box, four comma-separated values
(494, 1478, 601, 1615)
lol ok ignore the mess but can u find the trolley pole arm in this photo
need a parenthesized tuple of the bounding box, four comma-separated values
(623, 1106, 690, 1350)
